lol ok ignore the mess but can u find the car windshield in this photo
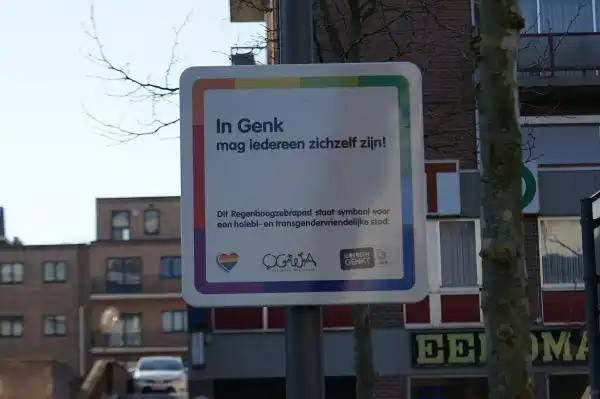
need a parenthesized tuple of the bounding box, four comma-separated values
(138, 358, 183, 371)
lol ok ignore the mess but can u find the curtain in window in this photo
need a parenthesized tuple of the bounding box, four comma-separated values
(44, 316, 66, 335)
(0, 264, 11, 283)
(44, 262, 66, 281)
(122, 315, 141, 333)
(43, 263, 54, 281)
(110, 314, 142, 346)
(439, 221, 478, 287)
(0, 320, 12, 336)
(106, 259, 141, 287)
(163, 311, 187, 331)
(172, 258, 182, 277)
(55, 263, 66, 280)
(161, 257, 182, 278)
(540, 219, 584, 284)
(520, 0, 540, 33)
(539, 0, 594, 32)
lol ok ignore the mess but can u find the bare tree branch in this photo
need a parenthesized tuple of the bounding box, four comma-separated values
(84, 2, 185, 140)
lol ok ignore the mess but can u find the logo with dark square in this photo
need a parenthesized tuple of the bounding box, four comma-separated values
(340, 247, 375, 270)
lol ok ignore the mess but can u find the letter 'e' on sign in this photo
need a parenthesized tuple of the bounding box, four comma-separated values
(179, 63, 428, 308)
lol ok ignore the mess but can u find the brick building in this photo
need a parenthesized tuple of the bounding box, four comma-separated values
(0, 197, 187, 376)
(88, 197, 187, 369)
(0, 240, 88, 376)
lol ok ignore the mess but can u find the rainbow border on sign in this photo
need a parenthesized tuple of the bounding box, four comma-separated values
(192, 75, 415, 294)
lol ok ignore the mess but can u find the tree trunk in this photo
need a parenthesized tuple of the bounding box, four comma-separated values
(475, 0, 534, 399)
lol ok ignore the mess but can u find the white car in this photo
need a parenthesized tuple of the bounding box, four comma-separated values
(133, 356, 188, 395)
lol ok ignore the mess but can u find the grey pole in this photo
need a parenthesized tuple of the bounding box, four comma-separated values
(279, 0, 314, 64)
(582, 195, 600, 399)
(278, 1, 325, 399)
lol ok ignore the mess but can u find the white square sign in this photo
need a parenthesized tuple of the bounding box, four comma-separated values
(180, 63, 428, 307)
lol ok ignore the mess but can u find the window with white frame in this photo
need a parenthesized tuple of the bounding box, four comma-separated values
(162, 310, 187, 332)
(43, 315, 67, 337)
(539, 218, 583, 286)
(428, 220, 481, 290)
(0, 263, 24, 284)
(0, 316, 23, 337)
(520, 0, 596, 33)
(111, 211, 131, 241)
(43, 261, 67, 283)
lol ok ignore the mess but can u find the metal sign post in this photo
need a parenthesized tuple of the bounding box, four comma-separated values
(581, 191, 600, 399)
(277, 1, 324, 399)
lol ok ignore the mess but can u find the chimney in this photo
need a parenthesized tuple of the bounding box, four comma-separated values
(0, 207, 5, 239)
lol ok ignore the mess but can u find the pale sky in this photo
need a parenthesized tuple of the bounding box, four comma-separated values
(0, 0, 263, 244)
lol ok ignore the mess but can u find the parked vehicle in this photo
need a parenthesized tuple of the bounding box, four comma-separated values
(132, 356, 187, 395)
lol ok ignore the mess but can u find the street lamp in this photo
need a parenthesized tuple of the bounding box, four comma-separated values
(581, 191, 600, 399)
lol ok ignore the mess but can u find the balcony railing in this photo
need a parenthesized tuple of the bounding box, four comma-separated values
(90, 275, 181, 295)
(519, 32, 600, 75)
(91, 331, 187, 348)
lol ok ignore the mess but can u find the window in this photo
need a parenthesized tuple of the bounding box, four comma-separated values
(160, 256, 181, 279)
(108, 313, 142, 347)
(0, 316, 23, 337)
(540, 218, 583, 286)
(520, 0, 595, 33)
(43, 261, 67, 283)
(111, 211, 131, 241)
(0, 263, 24, 284)
(437, 220, 480, 289)
(162, 310, 187, 332)
(548, 374, 589, 399)
(105, 258, 142, 293)
(137, 357, 184, 371)
(143, 209, 161, 235)
(43, 315, 66, 336)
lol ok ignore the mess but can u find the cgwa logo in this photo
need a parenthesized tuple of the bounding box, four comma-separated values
(262, 253, 317, 272)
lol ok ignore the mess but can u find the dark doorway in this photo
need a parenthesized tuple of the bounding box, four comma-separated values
(411, 377, 488, 399)
(548, 374, 589, 399)
(214, 376, 356, 399)
(214, 378, 285, 399)
(326, 376, 356, 399)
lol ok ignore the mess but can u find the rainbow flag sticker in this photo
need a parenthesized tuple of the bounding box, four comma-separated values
(216, 253, 239, 272)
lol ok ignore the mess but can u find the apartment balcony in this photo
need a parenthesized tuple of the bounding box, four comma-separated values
(90, 331, 187, 354)
(90, 276, 181, 300)
(518, 32, 600, 103)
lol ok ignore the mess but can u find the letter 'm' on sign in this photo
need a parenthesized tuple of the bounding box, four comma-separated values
(542, 331, 572, 362)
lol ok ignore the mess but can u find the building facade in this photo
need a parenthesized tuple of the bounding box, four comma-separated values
(0, 196, 187, 376)
(0, 241, 88, 376)
(195, 0, 598, 398)
(1, 1, 598, 398)
(88, 197, 187, 369)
